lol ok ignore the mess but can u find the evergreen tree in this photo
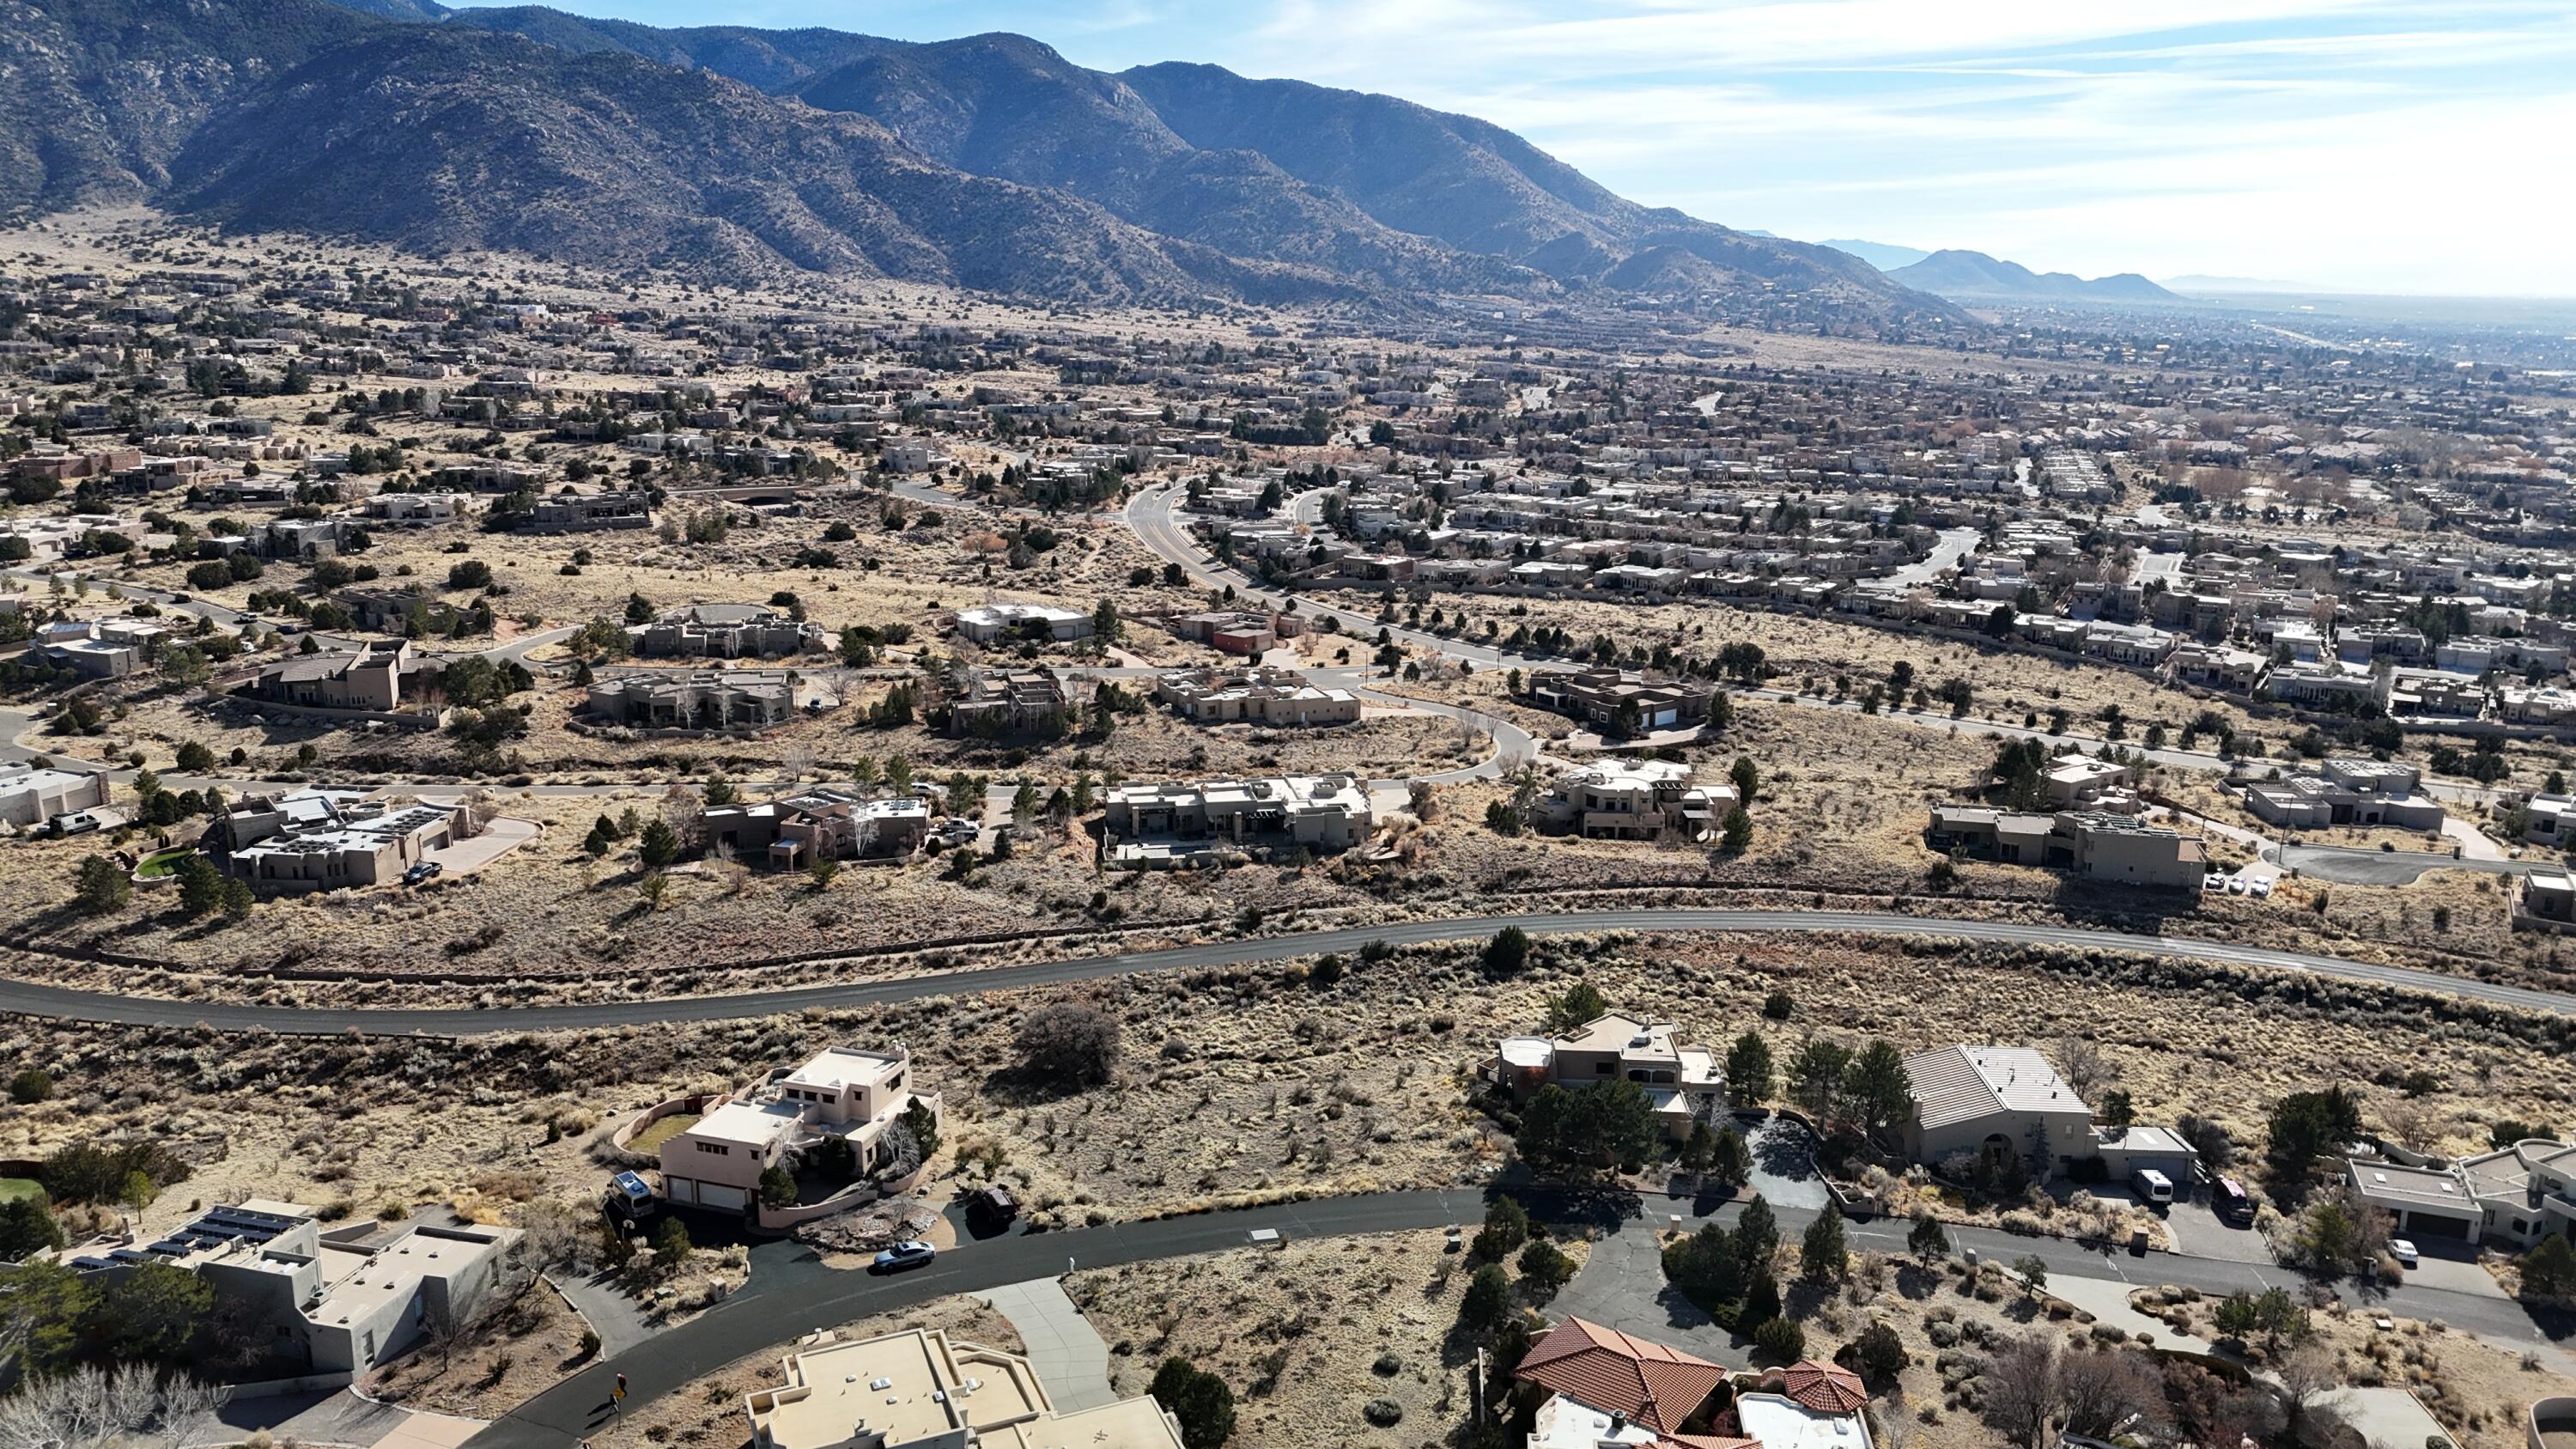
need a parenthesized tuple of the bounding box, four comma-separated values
(1800, 1211, 1848, 1284)
(1724, 1032, 1774, 1106)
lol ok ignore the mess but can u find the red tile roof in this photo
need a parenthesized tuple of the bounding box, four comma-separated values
(1656, 1435, 1764, 1449)
(1516, 1318, 1729, 1433)
(1780, 1359, 1868, 1415)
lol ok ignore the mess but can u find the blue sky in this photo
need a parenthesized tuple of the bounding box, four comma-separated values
(510, 1, 2576, 295)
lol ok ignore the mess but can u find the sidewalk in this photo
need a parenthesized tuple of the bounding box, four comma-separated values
(980, 1278, 1118, 1411)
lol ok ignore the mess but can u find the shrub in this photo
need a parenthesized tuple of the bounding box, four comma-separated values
(1148, 1359, 1236, 1449)
(1518, 1238, 1576, 1295)
(1848, 1319, 1906, 1380)
(1752, 1316, 1806, 1363)
(1481, 926, 1530, 977)
(1362, 1398, 1402, 1428)
(39, 1142, 190, 1206)
(9, 1068, 52, 1105)
(1016, 1003, 1120, 1088)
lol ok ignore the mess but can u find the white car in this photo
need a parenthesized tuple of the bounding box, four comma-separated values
(2248, 878, 2273, 898)
(2203, 872, 2227, 892)
(2389, 1239, 2419, 1268)
(2225, 877, 2249, 895)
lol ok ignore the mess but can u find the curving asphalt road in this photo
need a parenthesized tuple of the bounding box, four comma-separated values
(462, 1178, 2575, 1449)
(3, 907, 2568, 1038)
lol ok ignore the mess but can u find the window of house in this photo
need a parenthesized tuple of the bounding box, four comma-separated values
(1595, 1062, 1613, 1075)
(696, 1142, 730, 1155)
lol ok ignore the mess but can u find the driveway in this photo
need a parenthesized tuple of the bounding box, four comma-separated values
(2159, 1199, 2275, 1265)
(423, 816, 540, 877)
(980, 1278, 1116, 1411)
(1546, 1208, 1748, 1367)
(2324, 1385, 2452, 1449)
(1740, 1117, 1829, 1211)
(2393, 1252, 2506, 1300)
(553, 1269, 659, 1360)
(218, 1391, 485, 1449)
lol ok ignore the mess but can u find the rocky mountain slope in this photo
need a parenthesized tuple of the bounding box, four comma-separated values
(8, 0, 1957, 317)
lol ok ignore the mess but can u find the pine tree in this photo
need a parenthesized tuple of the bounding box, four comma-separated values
(1801, 1212, 1848, 1284)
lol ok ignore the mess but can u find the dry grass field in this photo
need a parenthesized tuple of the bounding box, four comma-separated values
(10, 927, 2573, 1270)
(1069, 1228, 1584, 1448)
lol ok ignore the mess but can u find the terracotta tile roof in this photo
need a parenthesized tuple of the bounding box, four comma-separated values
(1516, 1318, 1728, 1433)
(1656, 1435, 1763, 1449)
(1781, 1360, 1868, 1415)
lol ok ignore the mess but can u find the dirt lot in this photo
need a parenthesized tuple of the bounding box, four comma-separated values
(2136, 1286, 2576, 1449)
(1069, 1228, 1586, 1449)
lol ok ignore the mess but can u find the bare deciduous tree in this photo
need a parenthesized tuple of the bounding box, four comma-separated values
(1979, 1333, 2063, 1449)
(2052, 1037, 2112, 1101)
(0, 1365, 231, 1449)
(2057, 1348, 2161, 1440)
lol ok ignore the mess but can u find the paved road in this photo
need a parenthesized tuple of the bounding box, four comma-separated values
(4, 906, 2569, 1037)
(469, 1188, 1494, 1449)
(465, 1183, 2573, 1449)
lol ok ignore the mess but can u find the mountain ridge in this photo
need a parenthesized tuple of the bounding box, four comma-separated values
(1887, 249, 2183, 305)
(7, 0, 1962, 320)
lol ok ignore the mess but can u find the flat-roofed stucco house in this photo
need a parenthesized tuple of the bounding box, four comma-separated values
(1491, 1012, 1722, 1142)
(1153, 666, 1360, 726)
(746, 1327, 1184, 1449)
(1533, 758, 1738, 842)
(952, 601, 1092, 645)
(629, 603, 825, 659)
(249, 639, 412, 713)
(61, 1198, 518, 1375)
(2345, 1136, 2576, 1249)
(657, 1044, 939, 1219)
(0, 764, 107, 827)
(1103, 773, 1373, 868)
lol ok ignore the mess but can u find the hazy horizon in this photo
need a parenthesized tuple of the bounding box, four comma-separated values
(465, 0, 2576, 301)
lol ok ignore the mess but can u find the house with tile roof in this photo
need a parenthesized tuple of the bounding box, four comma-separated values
(1733, 1361, 1874, 1449)
(1516, 1318, 1732, 1440)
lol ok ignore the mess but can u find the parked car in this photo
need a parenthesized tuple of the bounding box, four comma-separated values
(2248, 878, 2273, 898)
(404, 861, 443, 886)
(2203, 872, 2227, 891)
(938, 818, 981, 844)
(2225, 877, 2249, 895)
(2389, 1239, 2419, 1268)
(604, 1171, 657, 1221)
(967, 1184, 1019, 1225)
(872, 1240, 938, 1273)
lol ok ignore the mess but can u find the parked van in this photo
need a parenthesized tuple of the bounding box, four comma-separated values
(2212, 1176, 2254, 1224)
(2130, 1168, 2174, 1205)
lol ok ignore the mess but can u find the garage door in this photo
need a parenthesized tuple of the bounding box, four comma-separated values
(696, 1182, 748, 1213)
(2400, 1210, 2475, 1240)
(664, 1177, 697, 1205)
